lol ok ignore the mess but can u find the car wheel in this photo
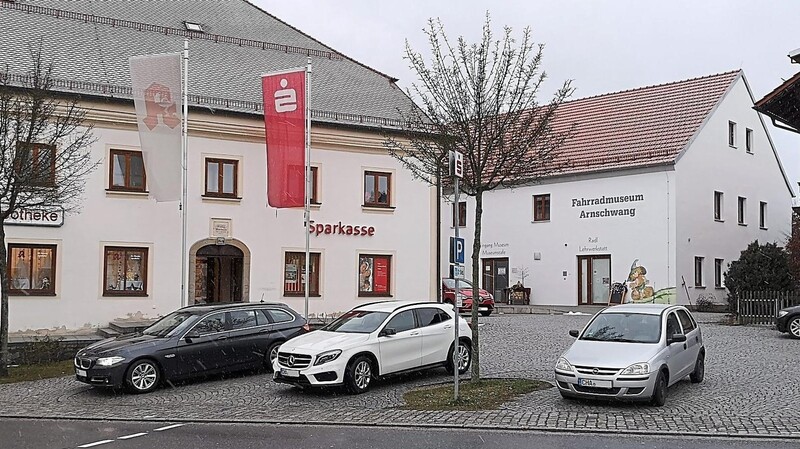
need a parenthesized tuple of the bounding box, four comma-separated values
(445, 340, 472, 375)
(480, 309, 492, 317)
(789, 317, 800, 339)
(650, 370, 667, 406)
(265, 341, 283, 372)
(125, 359, 160, 394)
(344, 355, 373, 394)
(690, 351, 705, 383)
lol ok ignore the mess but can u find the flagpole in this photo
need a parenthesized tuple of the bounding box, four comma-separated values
(304, 57, 312, 321)
(181, 39, 189, 308)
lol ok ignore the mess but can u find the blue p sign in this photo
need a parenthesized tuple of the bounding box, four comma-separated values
(450, 237, 465, 264)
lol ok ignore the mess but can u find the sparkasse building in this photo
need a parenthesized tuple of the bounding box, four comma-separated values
(1, 0, 436, 332)
(445, 70, 794, 307)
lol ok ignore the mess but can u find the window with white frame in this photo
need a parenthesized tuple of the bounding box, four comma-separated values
(759, 201, 767, 229)
(738, 196, 746, 225)
(714, 258, 724, 288)
(745, 128, 753, 153)
(728, 121, 736, 147)
(694, 256, 705, 287)
(714, 191, 723, 221)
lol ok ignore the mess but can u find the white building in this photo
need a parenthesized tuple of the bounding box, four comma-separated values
(2, 1, 435, 331)
(444, 71, 794, 307)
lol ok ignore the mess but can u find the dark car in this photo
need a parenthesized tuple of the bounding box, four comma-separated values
(74, 302, 308, 393)
(777, 305, 800, 339)
(441, 278, 495, 316)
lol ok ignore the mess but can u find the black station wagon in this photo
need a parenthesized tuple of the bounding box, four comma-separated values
(74, 302, 308, 393)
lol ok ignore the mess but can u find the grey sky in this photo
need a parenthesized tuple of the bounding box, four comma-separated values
(256, 0, 800, 194)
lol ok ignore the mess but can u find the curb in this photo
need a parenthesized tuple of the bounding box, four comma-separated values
(1, 414, 798, 440)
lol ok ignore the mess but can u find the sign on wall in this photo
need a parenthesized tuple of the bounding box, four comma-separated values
(571, 194, 645, 219)
(7, 208, 65, 227)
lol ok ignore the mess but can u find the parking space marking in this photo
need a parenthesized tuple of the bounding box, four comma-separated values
(153, 423, 185, 432)
(77, 440, 114, 448)
(117, 432, 148, 440)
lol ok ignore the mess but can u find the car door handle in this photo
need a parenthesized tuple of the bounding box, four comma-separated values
(683, 343, 687, 350)
(258, 328, 270, 334)
(216, 335, 228, 341)
(443, 325, 453, 329)
(411, 332, 420, 336)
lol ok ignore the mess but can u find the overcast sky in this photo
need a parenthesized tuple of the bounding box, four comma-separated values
(256, 0, 800, 194)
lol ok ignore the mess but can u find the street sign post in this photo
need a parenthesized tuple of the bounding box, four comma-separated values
(449, 150, 463, 400)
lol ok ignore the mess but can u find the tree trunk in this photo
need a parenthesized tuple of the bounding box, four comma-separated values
(0, 222, 9, 377)
(470, 190, 483, 380)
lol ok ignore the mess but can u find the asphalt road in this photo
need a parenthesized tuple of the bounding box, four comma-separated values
(2, 419, 796, 449)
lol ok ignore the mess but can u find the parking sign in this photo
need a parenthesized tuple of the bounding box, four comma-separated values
(450, 237, 465, 264)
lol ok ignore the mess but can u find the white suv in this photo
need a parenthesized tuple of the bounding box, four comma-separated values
(273, 301, 472, 394)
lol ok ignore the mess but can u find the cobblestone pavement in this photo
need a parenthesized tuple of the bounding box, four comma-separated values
(1, 313, 798, 438)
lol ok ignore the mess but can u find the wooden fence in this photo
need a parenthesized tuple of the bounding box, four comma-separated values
(737, 291, 800, 325)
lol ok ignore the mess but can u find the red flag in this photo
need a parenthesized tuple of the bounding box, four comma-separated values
(262, 69, 306, 208)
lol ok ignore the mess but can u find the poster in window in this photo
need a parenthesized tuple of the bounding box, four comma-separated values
(373, 257, 389, 294)
(359, 257, 372, 293)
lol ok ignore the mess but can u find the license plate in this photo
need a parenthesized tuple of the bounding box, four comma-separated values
(280, 368, 299, 378)
(75, 369, 87, 377)
(578, 378, 612, 388)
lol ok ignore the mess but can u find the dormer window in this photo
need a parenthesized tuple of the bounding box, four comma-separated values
(184, 22, 204, 33)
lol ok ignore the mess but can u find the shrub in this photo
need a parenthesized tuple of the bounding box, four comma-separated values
(725, 240, 795, 311)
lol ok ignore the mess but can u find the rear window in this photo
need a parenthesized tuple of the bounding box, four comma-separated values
(676, 309, 696, 333)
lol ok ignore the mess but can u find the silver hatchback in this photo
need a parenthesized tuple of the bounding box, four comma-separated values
(554, 304, 705, 406)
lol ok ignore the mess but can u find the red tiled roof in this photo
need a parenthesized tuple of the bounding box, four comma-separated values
(544, 70, 740, 177)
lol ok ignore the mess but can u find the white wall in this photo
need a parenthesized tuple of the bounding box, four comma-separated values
(6, 110, 433, 331)
(675, 75, 794, 305)
(442, 169, 674, 307)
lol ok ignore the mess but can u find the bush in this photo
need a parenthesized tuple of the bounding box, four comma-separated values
(695, 294, 717, 312)
(725, 240, 795, 311)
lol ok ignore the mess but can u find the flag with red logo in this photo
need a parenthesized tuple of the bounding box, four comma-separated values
(129, 53, 183, 202)
(262, 68, 306, 208)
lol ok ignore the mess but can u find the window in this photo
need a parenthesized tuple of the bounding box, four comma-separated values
(415, 307, 451, 327)
(452, 201, 466, 227)
(16, 142, 55, 187)
(384, 310, 415, 334)
(358, 254, 392, 296)
(204, 158, 238, 198)
(7, 243, 56, 295)
(738, 196, 746, 225)
(284, 252, 320, 296)
(109, 149, 146, 192)
(229, 310, 257, 330)
(745, 128, 753, 153)
(103, 247, 148, 296)
(759, 201, 767, 229)
(666, 312, 682, 337)
(713, 191, 723, 221)
(267, 308, 295, 323)
(676, 310, 696, 333)
(310, 166, 320, 204)
(694, 256, 704, 287)
(714, 258, 724, 288)
(533, 194, 550, 221)
(728, 121, 736, 147)
(364, 171, 391, 207)
(192, 312, 227, 336)
(183, 21, 204, 32)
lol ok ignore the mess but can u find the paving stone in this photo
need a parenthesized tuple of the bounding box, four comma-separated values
(0, 314, 797, 437)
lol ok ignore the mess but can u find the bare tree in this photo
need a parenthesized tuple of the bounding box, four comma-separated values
(0, 48, 98, 376)
(385, 14, 574, 381)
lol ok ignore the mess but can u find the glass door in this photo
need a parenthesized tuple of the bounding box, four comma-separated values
(577, 255, 611, 305)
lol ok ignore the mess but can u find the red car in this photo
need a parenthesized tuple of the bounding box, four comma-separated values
(441, 278, 495, 316)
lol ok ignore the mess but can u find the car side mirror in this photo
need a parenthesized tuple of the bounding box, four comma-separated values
(184, 330, 200, 342)
(379, 328, 396, 338)
(568, 330, 580, 338)
(669, 333, 687, 344)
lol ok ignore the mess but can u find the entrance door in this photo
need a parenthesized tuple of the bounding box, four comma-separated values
(482, 258, 509, 301)
(194, 245, 243, 303)
(577, 255, 611, 305)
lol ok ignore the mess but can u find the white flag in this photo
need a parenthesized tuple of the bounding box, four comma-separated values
(129, 53, 183, 202)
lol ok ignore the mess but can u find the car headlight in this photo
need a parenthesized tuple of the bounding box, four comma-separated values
(778, 310, 789, 318)
(555, 357, 574, 372)
(95, 356, 126, 367)
(620, 363, 650, 376)
(314, 350, 342, 366)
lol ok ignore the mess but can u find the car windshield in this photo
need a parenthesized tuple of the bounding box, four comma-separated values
(322, 310, 390, 334)
(442, 279, 474, 289)
(142, 312, 194, 337)
(580, 312, 661, 344)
